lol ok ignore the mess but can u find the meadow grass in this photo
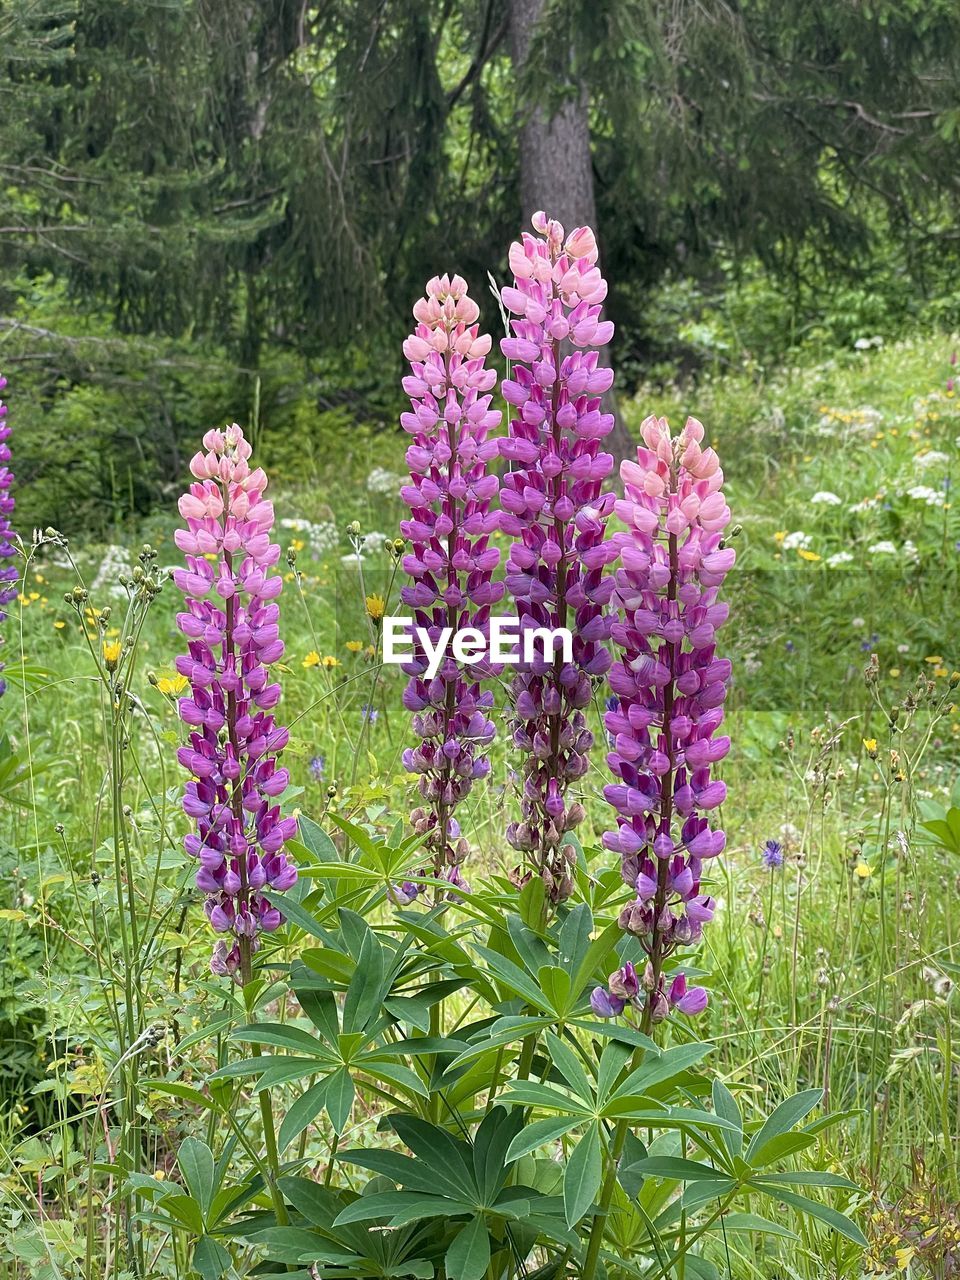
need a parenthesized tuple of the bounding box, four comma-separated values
(1, 332, 959, 1278)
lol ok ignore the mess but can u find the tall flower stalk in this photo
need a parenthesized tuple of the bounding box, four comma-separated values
(0, 375, 16, 696)
(498, 213, 617, 902)
(399, 274, 502, 893)
(173, 424, 297, 980)
(596, 414, 734, 1028)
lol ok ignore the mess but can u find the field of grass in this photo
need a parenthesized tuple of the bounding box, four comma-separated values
(1, 331, 959, 1279)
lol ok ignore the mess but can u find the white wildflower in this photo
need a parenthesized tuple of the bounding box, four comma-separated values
(782, 531, 811, 550)
(867, 541, 898, 555)
(366, 466, 404, 495)
(810, 491, 842, 505)
(905, 485, 944, 507)
(827, 552, 854, 566)
(915, 450, 950, 470)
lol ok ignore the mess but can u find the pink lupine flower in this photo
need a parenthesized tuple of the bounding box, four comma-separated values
(174, 424, 297, 978)
(596, 414, 734, 1026)
(499, 213, 618, 902)
(400, 274, 501, 892)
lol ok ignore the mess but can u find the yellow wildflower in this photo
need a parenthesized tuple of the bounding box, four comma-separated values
(797, 549, 821, 562)
(862, 737, 878, 756)
(934, 665, 948, 678)
(302, 651, 321, 669)
(895, 1245, 915, 1271)
(365, 593, 386, 621)
(28, 591, 40, 601)
(345, 640, 364, 652)
(290, 538, 305, 552)
(925, 655, 943, 664)
(774, 530, 787, 543)
(102, 640, 122, 671)
(889, 667, 900, 678)
(156, 674, 188, 696)
(854, 861, 872, 879)
(321, 655, 340, 669)
(54, 620, 66, 630)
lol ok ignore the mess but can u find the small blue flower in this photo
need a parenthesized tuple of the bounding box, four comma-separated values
(761, 839, 784, 869)
(309, 754, 326, 782)
(361, 704, 379, 724)
(785, 640, 795, 653)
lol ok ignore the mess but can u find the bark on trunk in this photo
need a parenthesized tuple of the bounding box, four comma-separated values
(508, 0, 634, 462)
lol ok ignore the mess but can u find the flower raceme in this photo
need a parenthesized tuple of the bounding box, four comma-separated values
(594, 414, 734, 1024)
(498, 213, 618, 902)
(0, 375, 16, 698)
(173, 424, 297, 978)
(399, 274, 502, 894)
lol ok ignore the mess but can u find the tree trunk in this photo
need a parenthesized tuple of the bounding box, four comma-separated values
(507, 0, 634, 461)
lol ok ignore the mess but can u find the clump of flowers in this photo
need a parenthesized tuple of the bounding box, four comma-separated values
(0, 375, 16, 696)
(498, 213, 617, 902)
(174, 424, 297, 979)
(399, 274, 502, 893)
(596, 414, 734, 1027)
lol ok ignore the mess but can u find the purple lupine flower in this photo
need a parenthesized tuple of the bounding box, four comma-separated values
(0, 376, 16, 698)
(601, 414, 734, 1026)
(762, 839, 784, 869)
(174, 424, 297, 978)
(498, 213, 618, 902)
(399, 274, 502, 890)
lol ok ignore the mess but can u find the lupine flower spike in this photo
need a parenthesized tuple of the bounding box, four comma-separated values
(399, 274, 502, 896)
(174, 424, 297, 979)
(499, 213, 618, 902)
(0, 376, 15, 698)
(595, 415, 734, 1026)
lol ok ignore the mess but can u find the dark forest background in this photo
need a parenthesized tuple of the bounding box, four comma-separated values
(2, 0, 959, 531)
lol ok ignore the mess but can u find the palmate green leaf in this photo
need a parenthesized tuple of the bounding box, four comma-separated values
(300, 946, 356, 984)
(339, 1148, 441, 1194)
(538, 965, 574, 1015)
(389, 1115, 477, 1201)
(543, 1032, 594, 1103)
(711, 1078, 743, 1160)
(326, 811, 383, 862)
(262, 888, 328, 941)
(326, 1067, 355, 1134)
(445, 1215, 490, 1280)
(277, 1078, 329, 1153)
(506, 913, 552, 975)
(557, 902, 594, 976)
(563, 1123, 602, 1227)
(177, 1138, 215, 1217)
(232, 1022, 324, 1055)
(759, 1187, 868, 1247)
(501, 1080, 594, 1116)
(192, 1235, 232, 1280)
(472, 944, 552, 1010)
(505, 1115, 579, 1163)
(751, 1170, 859, 1190)
(333, 1192, 475, 1228)
(749, 1130, 816, 1167)
(297, 815, 341, 862)
(570, 1019, 659, 1054)
(745, 1088, 823, 1163)
(342, 927, 386, 1033)
(155, 1192, 205, 1234)
(357, 1059, 429, 1100)
(707, 1212, 798, 1239)
(293, 984, 340, 1045)
(446, 1016, 554, 1070)
(631, 1157, 728, 1181)
(277, 1176, 342, 1227)
(385, 979, 467, 1033)
(609, 1042, 712, 1102)
(472, 1106, 524, 1199)
(596, 1039, 632, 1103)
